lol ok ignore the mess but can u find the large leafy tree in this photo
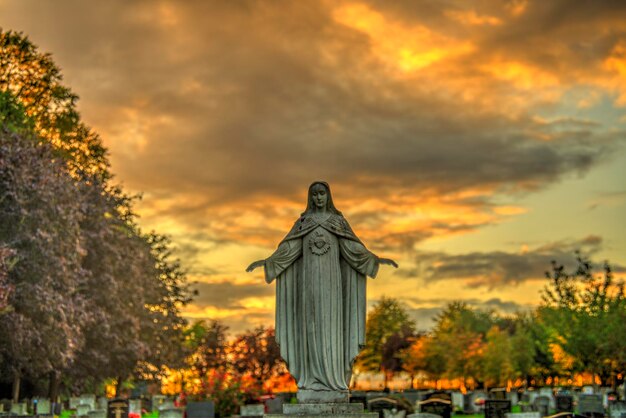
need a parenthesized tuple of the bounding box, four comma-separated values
(185, 320, 230, 377)
(426, 302, 493, 388)
(230, 326, 285, 389)
(542, 253, 625, 387)
(356, 297, 416, 388)
(0, 124, 88, 401)
(0, 30, 192, 398)
(0, 30, 108, 179)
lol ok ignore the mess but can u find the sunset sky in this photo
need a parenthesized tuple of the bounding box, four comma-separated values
(2, 0, 625, 334)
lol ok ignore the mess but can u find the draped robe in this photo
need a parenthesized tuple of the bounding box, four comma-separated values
(264, 212, 378, 392)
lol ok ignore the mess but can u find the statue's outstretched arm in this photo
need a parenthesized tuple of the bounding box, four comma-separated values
(377, 257, 398, 268)
(246, 259, 265, 272)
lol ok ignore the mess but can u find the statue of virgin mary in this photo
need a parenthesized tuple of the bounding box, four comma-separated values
(247, 181, 397, 403)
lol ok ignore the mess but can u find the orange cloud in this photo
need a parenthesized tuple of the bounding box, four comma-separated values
(333, 3, 474, 72)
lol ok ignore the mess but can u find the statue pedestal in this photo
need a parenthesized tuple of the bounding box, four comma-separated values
(265, 402, 377, 418)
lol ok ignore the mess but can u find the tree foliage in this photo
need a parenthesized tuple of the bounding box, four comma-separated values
(0, 30, 192, 399)
(356, 297, 416, 387)
(541, 253, 626, 385)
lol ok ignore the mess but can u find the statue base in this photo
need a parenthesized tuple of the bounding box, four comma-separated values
(297, 389, 349, 404)
(265, 402, 377, 418)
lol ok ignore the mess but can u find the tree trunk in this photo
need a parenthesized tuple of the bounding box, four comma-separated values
(12, 371, 21, 403)
(383, 371, 389, 390)
(115, 376, 123, 397)
(48, 371, 60, 401)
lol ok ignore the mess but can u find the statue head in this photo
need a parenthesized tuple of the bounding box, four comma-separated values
(302, 181, 342, 215)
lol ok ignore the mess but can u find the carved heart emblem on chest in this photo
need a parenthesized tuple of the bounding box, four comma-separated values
(309, 231, 331, 255)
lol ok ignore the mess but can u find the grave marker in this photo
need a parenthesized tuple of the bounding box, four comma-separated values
(556, 396, 574, 413)
(128, 400, 141, 416)
(407, 414, 441, 418)
(159, 409, 184, 418)
(533, 396, 550, 417)
(34, 398, 51, 415)
(240, 404, 265, 417)
(419, 398, 451, 418)
(107, 399, 129, 418)
(368, 398, 399, 418)
(88, 410, 107, 418)
(485, 399, 512, 418)
(505, 412, 541, 418)
(579, 394, 604, 418)
(186, 401, 215, 418)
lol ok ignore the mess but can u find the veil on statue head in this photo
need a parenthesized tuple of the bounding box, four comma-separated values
(302, 181, 342, 216)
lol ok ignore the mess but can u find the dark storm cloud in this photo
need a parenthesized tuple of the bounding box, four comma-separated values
(1, 0, 621, 210)
(400, 235, 613, 288)
(191, 280, 273, 310)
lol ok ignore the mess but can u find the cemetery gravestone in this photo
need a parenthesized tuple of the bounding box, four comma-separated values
(265, 398, 282, 415)
(402, 392, 421, 410)
(485, 400, 512, 418)
(368, 398, 399, 418)
(383, 410, 406, 418)
(10, 402, 27, 415)
(240, 404, 265, 417)
(451, 393, 463, 412)
(579, 394, 604, 418)
(533, 396, 550, 417)
(425, 392, 451, 402)
(77, 404, 92, 416)
(159, 400, 176, 411)
(491, 389, 508, 401)
(80, 395, 96, 411)
(419, 399, 451, 418)
(464, 392, 487, 414)
(70, 398, 81, 410)
(97, 399, 108, 411)
(107, 399, 129, 418)
(88, 410, 107, 418)
(407, 414, 441, 418)
(128, 400, 142, 416)
(556, 396, 574, 413)
(186, 401, 215, 418)
(159, 409, 184, 418)
(609, 401, 626, 418)
(151, 396, 166, 412)
(34, 398, 51, 415)
(505, 412, 541, 418)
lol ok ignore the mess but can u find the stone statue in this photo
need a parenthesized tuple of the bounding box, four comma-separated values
(247, 181, 397, 403)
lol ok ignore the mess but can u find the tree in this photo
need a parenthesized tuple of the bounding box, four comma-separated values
(230, 326, 285, 390)
(0, 30, 108, 179)
(508, 315, 537, 387)
(185, 320, 230, 377)
(0, 126, 88, 401)
(542, 253, 625, 387)
(1, 31, 193, 399)
(400, 334, 428, 388)
(0, 246, 15, 315)
(482, 326, 514, 388)
(427, 302, 493, 388)
(356, 297, 416, 388)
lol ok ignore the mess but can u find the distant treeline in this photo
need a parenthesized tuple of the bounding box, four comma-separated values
(355, 255, 626, 390)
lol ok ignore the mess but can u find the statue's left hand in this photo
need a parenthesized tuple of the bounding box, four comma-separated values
(378, 257, 398, 268)
(246, 259, 265, 272)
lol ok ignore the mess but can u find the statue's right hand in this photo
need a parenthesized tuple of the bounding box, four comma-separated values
(246, 259, 265, 272)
